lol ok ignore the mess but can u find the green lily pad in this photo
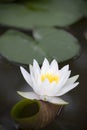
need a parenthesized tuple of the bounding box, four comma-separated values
(0, 0, 84, 28)
(0, 29, 80, 64)
(0, 30, 47, 64)
(33, 27, 81, 62)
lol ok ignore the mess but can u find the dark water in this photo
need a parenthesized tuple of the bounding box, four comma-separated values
(0, 18, 87, 130)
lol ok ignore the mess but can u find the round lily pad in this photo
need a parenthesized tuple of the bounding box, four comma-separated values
(0, 0, 84, 28)
(0, 28, 80, 64)
(33, 27, 81, 62)
(0, 30, 47, 64)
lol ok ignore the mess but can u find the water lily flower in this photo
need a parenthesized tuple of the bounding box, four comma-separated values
(18, 58, 79, 105)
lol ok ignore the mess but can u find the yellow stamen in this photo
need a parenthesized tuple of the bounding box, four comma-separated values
(41, 73, 59, 83)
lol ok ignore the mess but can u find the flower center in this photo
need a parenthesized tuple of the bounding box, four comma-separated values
(41, 73, 59, 83)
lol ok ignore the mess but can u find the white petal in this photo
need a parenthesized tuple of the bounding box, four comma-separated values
(28, 74, 42, 95)
(60, 65, 69, 74)
(28, 67, 43, 95)
(33, 59, 40, 76)
(17, 91, 40, 100)
(57, 82, 79, 96)
(41, 79, 52, 95)
(59, 65, 69, 81)
(29, 64, 34, 78)
(42, 80, 59, 96)
(54, 65, 70, 92)
(20, 66, 32, 87)
(65, 75, 79, 85)
(44, 96, 68, 105)
(51, 70, 71, 96)
(50, 59, 59, 73)
(40, 65, 70, 96)
(29, 64, 36, 87)
(29, 67, 42, 95)
(29, 65, 38, 86)
(41, 58, 49, 74)
(31, 60, 40, 83)
(39, 71, 71, 97)
(57, 70, 71, 90)
(56, 75, 79, 96)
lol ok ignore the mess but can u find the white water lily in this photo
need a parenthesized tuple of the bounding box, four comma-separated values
(18, 58, 79, 105)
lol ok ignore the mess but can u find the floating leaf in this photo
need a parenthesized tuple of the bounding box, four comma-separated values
(0, 30, 47, 64)
(0, 0, 84, 28)
(33, 27, 81, 62)
(0, 29, 80, 64)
